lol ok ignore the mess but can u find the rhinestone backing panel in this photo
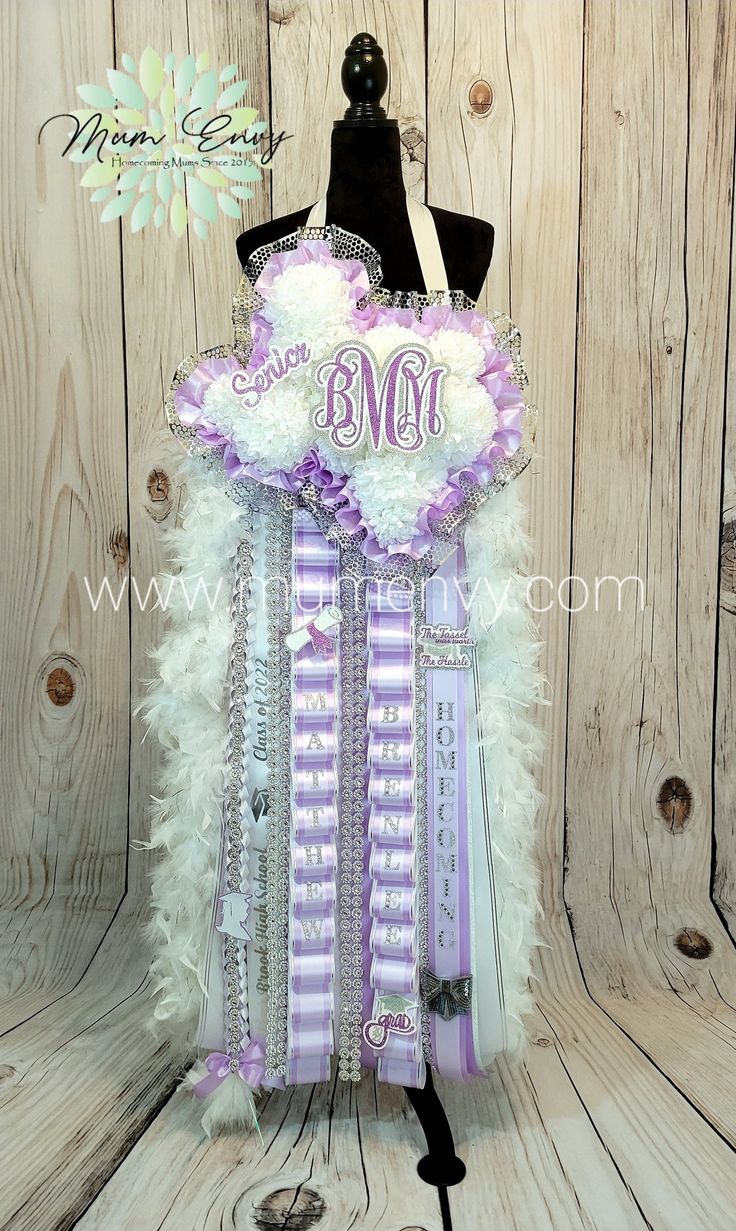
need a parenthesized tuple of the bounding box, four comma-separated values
(370, 286, 475, 313)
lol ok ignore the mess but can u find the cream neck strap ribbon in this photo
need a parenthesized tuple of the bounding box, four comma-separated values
(305, 191, 450, 294)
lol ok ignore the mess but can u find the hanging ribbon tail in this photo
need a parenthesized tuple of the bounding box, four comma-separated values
(286, 513, 340, 1085)
(366, 577, 425, 1089)
(423, 541, 484, 1079)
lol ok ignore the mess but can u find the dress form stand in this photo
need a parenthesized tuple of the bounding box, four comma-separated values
(406, 1069, 467, 1189)
(237, 32, 493, 300)
(238, 32, 483, 1189)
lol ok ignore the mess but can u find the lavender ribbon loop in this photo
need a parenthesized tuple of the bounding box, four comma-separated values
(288, 512, 340, 1084)
(238, 1039, 267, 1086)
(193, 1040, 266, 1098)
(365, 580, 425, 1088)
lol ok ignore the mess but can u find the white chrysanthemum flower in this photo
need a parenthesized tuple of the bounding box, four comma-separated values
(360, 324, 418, 365)
(231, 377, 314, 473)
(423, 328, 486, 379)
(270, 320, 357, 363)
(349, 452, 449, 549)
(435, 374, 498, 471)
(203, 365, 325, 474)
(201, 373, 242, 423)
(264, 264, 356, 356)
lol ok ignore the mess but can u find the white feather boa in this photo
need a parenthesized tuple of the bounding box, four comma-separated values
(137, 456, 545, 1129)
(135, 454, 246, 1047)
(465, 479, 547, 1054)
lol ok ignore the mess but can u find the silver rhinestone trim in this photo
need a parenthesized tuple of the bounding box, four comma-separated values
(264, 506, 293, 1080)
(413, 560, 433, 1068)
(222, 527, 254, 1061)
(370, 286, 475, 314)
(337, 545, 368, 1082)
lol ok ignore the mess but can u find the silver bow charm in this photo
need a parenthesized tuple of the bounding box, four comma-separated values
(420, 970, 473, 1021)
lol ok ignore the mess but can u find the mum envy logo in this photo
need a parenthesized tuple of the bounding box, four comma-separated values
(39, 47, 288, 240)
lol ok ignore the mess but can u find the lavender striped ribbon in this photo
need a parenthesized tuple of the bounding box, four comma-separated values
(426, 544, 483, 1080)
(287, 511, 340, 1082)
(366, 577, 425, 1088)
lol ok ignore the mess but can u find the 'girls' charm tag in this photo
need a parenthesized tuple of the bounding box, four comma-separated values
(362, 995, 418, 1050)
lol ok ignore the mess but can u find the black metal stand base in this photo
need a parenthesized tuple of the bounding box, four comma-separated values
(404, 1068, 466, 1187)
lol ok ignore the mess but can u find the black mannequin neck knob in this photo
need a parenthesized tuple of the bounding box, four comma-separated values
(335, 32, 397, 128)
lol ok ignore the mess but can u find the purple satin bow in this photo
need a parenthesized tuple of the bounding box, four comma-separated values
(306, 621, 333, 655)
(192, 1040, 266, 1099)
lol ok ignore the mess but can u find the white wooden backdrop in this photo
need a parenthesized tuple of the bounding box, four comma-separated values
(2, 2, 736, 1229)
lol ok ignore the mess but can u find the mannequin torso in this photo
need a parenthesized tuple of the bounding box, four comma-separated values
(237, 127, 494, 301)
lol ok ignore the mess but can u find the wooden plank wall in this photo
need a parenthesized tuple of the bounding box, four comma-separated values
(565, 0, 736, 1114)
(2, 0, 736, 1227)
(1, 0, 132, 1031)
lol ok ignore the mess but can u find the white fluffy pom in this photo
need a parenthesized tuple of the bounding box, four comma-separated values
(438, 375, 498, 471)
(424, 326, 486, 378)
(183, 1066, 263, 1139)
(232, 379, 316, 474)
(359, 322, 417, 364)
(202, 372, 242, 421)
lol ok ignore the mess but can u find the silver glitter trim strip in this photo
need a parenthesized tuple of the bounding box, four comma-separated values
(264, 498, 295, 1080)
(337, 544, 368, 1082)
(222, 526, 254, 1067)
(370, 286, 475, 313)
